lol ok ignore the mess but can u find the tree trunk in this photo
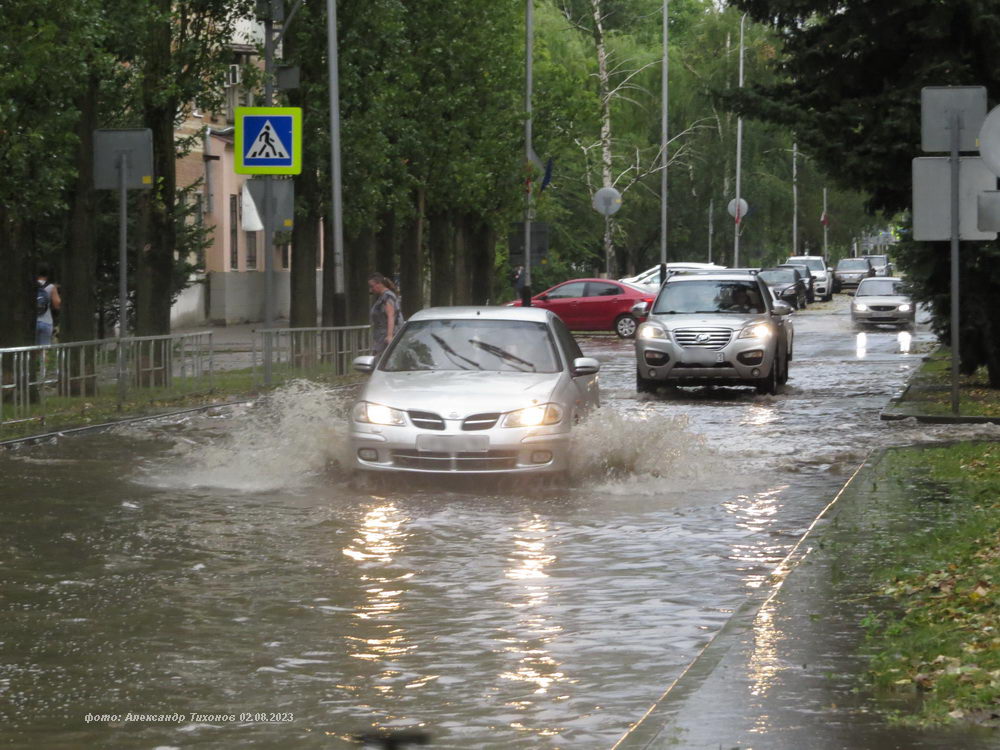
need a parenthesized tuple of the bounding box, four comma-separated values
(346, 228, 374, 325)
(0, 207, 35, 349)
(591, 0, 615, 276)
(469, 216, 495, 305)
(399, 189, 425, 318)
(375, 211, 396, 280)
(290, 168, 320, 327)
(453, 213, 471, 305)
(321, 213, 338, 326)
(428, 210, 453, 307)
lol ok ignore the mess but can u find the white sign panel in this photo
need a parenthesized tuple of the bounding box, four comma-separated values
(912, 156, 998, 241)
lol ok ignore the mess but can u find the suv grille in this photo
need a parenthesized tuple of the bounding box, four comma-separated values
(673, 328, 733, 350)
(408, 411, 445, 430)
(462, 413, 500, 431)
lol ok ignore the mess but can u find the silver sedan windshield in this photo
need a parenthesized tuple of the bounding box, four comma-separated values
(856, 279, 905, 296)
(382, 319, 561, 373)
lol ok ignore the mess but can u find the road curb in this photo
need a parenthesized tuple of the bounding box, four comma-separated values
(612, 454, 877, 749)
(881, 385, 1000, 424)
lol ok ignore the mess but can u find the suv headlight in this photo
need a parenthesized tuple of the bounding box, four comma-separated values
(352, 401, 406, 426)
(738, 323, 772, 340)
(503, 403, 563, 428)
(853, 303, 869, 311)
(638, 323, 669, 341)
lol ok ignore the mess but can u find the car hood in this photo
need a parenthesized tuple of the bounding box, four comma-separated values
(855, 295, 910, 306)
(650, 313, 761, 330)
(362, 370, 565, 415)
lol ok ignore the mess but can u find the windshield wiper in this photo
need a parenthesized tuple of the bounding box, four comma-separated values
(467, 339, 536, 371)
(431, 334, 482, 370)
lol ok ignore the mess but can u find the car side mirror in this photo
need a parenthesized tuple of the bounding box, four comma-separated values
(631, 301, 650, 316)
(772, 301, 793, 316)
(353, 355, 376, 373)
(572, 357, 601, 376)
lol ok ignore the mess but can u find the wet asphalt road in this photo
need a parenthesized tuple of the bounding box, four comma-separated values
(2, 294, 999, 749)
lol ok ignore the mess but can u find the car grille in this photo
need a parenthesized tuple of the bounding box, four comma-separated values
(870, 305, 896, 312)
(462, 413, 500, 431)
(673, 328, 733, 350)
(391, 450, 518, 471)
(408, 411, 445, 430)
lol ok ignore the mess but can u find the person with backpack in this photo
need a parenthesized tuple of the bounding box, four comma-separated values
(35, 264, 61, 346)
(368, 272, 403, 356)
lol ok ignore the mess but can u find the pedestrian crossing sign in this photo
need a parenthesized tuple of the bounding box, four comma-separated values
(234, 107, 302, 175)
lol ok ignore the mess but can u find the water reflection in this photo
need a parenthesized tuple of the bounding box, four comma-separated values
(499, 517, 567, 737)
(855, 332, 867, 359)
(897, 329, 912, 354)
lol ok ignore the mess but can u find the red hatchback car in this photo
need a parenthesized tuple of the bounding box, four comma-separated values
(509, 278, 653, 337)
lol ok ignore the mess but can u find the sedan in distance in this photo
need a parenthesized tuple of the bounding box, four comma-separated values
(510, 278, 652, 338)
(758, 266, 808, 309)
(350, 306, 601, 477)
(834, 257, 875, 291)
(851, 277, 915, 328)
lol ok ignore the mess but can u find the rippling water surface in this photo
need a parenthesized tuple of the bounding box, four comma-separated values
(3, 297, 998, 748)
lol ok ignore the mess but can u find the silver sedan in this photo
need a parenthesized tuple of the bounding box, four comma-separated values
(350, 306, 600, 476)
(851, 277, 915, 327)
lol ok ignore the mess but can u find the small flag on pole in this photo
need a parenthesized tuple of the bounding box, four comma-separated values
(820, 210, 830, 227)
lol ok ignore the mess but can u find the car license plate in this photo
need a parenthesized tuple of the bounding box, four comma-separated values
(416, 435, 488, 453)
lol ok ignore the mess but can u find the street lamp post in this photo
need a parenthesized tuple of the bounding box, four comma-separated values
(659, 0, 669, 284)
(733, 13, 746, 267)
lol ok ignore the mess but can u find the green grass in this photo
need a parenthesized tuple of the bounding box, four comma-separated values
(862, 442, 1000, 725)
(896, 349, 1000, 417)
(0, 366, 362, 441)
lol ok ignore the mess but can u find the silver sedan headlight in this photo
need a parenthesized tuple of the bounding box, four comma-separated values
(503, 403, 564, 428)
(853, 303, 869, 311)
(352, 401, 407, 426)
(898, 303, 912, 313)
(638, 323, 669, 341)
(738, 323, 772, 340)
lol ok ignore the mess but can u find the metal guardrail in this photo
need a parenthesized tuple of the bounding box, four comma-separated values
(253, 326, 370, 386)
(0, 332, 213, 432)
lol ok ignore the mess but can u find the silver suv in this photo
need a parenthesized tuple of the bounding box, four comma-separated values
(634, 271, 793, 395)
(786, 255, 833, 301)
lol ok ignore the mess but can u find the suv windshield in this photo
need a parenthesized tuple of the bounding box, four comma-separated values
(856, 279, 905, 296)
(787, 257, 825, 272)
(653, 280, 766, 315)
(837, 259, 870, 270)
(864, 255, 888, 265)
(382, 319, 560, 373)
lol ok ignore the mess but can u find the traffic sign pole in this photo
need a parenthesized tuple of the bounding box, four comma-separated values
(263, 12, 275, 386)
(950, 113, 960, 415)
(117, 152, 128, 409)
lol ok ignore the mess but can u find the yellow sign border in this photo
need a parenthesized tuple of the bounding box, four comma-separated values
(234, 107, 302, 175)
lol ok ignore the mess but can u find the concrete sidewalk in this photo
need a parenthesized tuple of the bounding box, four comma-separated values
(613, 450, 999, 749)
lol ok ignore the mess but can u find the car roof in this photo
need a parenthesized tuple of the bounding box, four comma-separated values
(859, 276, 901, 283)
(666, 271, 760, 283)
(786, 255, 824, 260)
(410, 306, 554, 323)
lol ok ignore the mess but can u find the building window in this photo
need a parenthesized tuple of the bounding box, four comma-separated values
(229, 194, 239, 270)
(246, 232, 258, 270)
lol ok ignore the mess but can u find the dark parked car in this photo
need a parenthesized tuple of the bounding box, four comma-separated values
(834, 257, 876, 291)
(778, 263, 815, 303)
(758, 267, 808, 310)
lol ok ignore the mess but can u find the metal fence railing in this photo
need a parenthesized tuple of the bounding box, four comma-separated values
(253, 326, 370, 386)
(0, 332, 213, 434)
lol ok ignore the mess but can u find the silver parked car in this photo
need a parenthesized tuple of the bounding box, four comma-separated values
(851, 277, 915, 328)
(634, 271, 794, 395)
(786, 255, 834, 301)
(350, 307, 600, 476)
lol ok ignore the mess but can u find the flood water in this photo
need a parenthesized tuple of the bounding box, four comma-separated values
(3, 296, 999, 749)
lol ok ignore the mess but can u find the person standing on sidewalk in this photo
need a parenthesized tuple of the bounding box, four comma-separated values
(35, 264, 61, 346)
(368, 272, 402, 356)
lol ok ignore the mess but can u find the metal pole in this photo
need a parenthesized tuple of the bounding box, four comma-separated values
(522, 0, 534, 306)
(263, 13, 275, 386)
(822, 187, 828, 258)
(708, 198, 714, 263)
(949, 112, 961, 415)
(733, 13, 746, 267)
(792, 141, 798, 254)
(659, 0, 668, 285)
(117, 152, 128, 409)
(327, 0, 347, 324)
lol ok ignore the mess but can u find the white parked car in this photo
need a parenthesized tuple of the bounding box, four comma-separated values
(350, 307, 600, 477)
(621, 262, 726, 291)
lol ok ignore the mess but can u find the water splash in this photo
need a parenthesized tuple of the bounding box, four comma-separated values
(143, 380, 353, 492)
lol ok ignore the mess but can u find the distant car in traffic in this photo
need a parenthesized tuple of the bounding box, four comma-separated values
(862, 254, 893, 277)
(834, 257, 875, 291)
(758, 266, 808, 310)
(350, 306, 601, 477)
(851, 277, 915, 328)
(634, 270, 794, 395)
(621, 262, 726, 291)
(785, 255, 833, 301)
(778, 263, 816, 303)
(509, 278, 652, 338)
